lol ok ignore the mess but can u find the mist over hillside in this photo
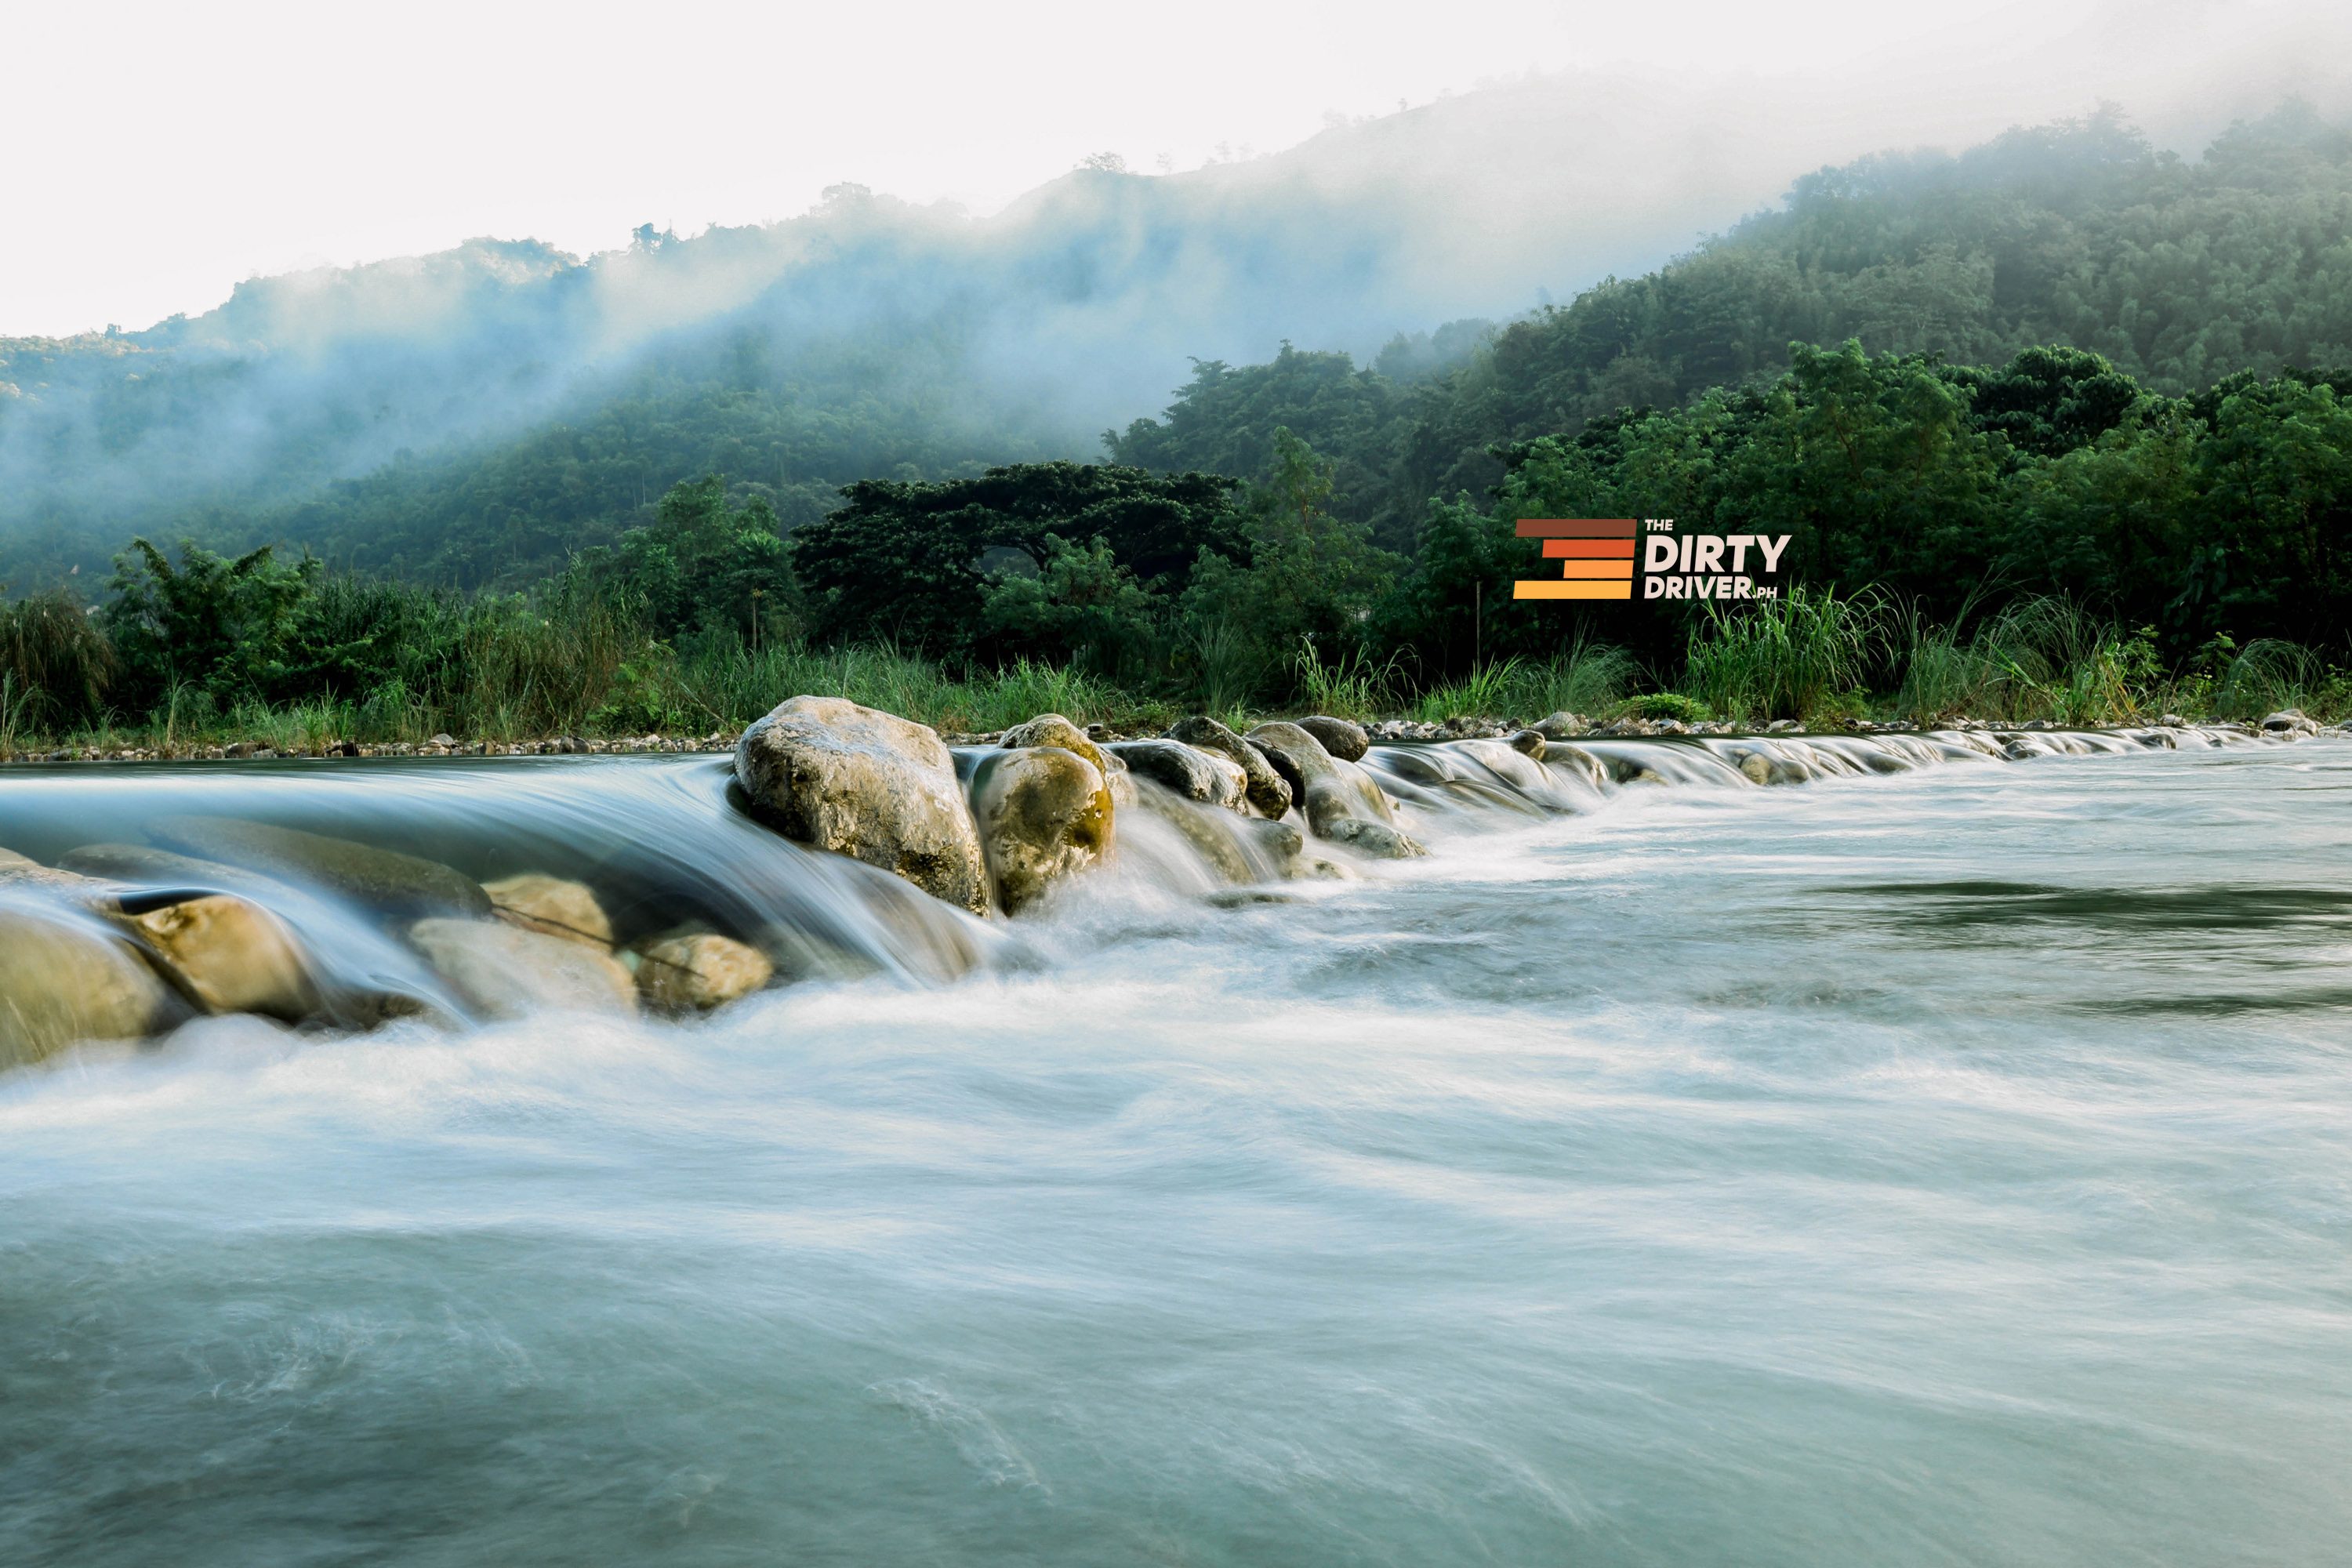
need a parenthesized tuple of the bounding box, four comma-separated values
(3, 30, 2349, 590)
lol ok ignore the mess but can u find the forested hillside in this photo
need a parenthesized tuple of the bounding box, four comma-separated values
(1112, 103, 2352, 543)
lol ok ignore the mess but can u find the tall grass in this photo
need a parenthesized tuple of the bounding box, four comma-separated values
(1893, 597, 2176, 726)
(1683, 586, 1881, 723)
(1291, 638, 1398, 719)
(2211, 639, 2350, 721)
(0, 590, 118, 725)
(1502, 637, 1636, 719)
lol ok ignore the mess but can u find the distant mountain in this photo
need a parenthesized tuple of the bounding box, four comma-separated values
(3, 54, 2348, 588)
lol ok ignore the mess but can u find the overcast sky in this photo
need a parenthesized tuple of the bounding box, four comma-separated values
(5, 0, 2339, 338)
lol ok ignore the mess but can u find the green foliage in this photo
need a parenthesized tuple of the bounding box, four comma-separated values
(1682, 586, 1884, 722)
(1626, 692, 1712, 724)
(0, 588, 118, 725)
(1105, 345, 1428, 550)
(100, 539, 321, 706)
(981, 535, 1165, 677)
(1414, 658, 1523, 723)
(1290, 639, 1397, 720)
(1178, 430, 1402, 700)
(794, 461, 1240, 657)
(586, 473, 799, 644)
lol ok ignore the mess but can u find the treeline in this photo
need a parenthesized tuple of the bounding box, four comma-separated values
(7, 334, 2351, 748)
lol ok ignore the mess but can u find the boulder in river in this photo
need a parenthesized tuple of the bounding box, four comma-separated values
(131, 894, 321, 1022)
(1532, 711, 1588, 739)
(1105, 739, 1247, 811)
(1000, 713, 1120, 820)
(1, 898, 183, 1069)
(1246, 722, 1425, 858)
(964, 746, 1115, 913)
(1295, 715, 1370, 762)
(1166, 717, 1292, 818)
(636, 931, 775, 1012)
(734, 696, 989, 916)
(410, 918, 638, 1018)
(147, 816, 491, 920)
(2263, 709, 2319, 737)
(485, 873, 614, 950)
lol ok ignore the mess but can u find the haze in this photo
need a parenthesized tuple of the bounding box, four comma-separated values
(12, 0, 2341, 339)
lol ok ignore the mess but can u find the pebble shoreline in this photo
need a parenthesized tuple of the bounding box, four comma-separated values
(4, 712, 2344, 764)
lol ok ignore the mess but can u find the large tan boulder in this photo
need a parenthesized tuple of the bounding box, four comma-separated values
(1247, 722, 1425, 858)
(1, 900, 181, 1069)
(132, 894, 321, 1022)
(1000, 713, 1121, 818)
(964, 746, 1115, 913)
(636, 932, 775, 1012)
(409, 918, 638, 1018)
(484, 873, 613, 949)
(1166, 716, 1293, 817)
(735, 697, 988, 916)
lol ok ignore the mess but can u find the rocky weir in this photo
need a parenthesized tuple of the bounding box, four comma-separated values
(0, 699, 2332, 1073)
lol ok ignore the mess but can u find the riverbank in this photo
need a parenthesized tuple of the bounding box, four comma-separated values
(6, 708, 2343, 763)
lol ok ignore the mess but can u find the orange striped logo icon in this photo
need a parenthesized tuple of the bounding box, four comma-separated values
(1512, 519, 1635, 600)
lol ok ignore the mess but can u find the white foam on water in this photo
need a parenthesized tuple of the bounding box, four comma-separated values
(5, 742, 2351, 1563)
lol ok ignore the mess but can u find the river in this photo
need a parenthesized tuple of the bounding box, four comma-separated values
(5, 738, 2349, 1564)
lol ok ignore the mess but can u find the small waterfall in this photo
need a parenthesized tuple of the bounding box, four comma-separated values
(0, 722, 2312, 1067)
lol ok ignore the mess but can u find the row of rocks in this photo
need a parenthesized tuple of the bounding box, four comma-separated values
(0, 824, 779, 1072)
(731, 699, 1432, 918)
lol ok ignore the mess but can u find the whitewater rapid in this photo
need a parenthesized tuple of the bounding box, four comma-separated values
(5, 738, 2350, 1564)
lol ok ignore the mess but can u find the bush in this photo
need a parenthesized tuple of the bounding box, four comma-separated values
(1626, 692, 1712, 723)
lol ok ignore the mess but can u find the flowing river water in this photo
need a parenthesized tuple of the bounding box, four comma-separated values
(4, 734, 2350, 1564)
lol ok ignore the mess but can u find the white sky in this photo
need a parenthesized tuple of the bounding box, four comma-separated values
(2, 0, 2334, 338)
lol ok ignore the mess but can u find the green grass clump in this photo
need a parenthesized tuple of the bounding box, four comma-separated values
(1683, 586, 1881, 723)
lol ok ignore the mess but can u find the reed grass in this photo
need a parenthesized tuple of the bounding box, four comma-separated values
(1682, 586, 1882, 723)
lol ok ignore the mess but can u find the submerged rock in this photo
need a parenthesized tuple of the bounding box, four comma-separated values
(1295, 715, 1370, 762)
(0, 899, 183, 1069)
(485, 873, 613, 950)
(1106, 739, 1247, 811)
(409, 918, 638, 1018)
(734, 696, 989, 916)
(132, 894, 321, 1022)
(636, 931, 774, 1012)
(147, 816, 490, 920)
(1246, 722, 1425, 858)
(964, 746, 1115, 913)
(1315, 818, 1425, 858)
(1729, 749, 1810, 786)
(0, 847, 117, 906)
(1166, 717, 1293, 818)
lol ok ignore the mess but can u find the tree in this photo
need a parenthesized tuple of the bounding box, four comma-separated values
(792, 462, 1242, 657)
(100, 539, 318, 706)
(592, 474, 797, 644)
